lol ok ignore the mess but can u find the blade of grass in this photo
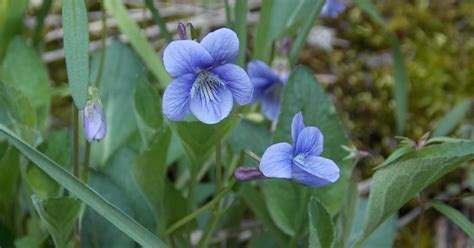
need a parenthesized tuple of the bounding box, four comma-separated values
(0, 125, 167, 248)
(432, 202, 474, 239)
(144, 0, 172, 43)
(354, 0, 409, 135)
(432, 98, 472, 137)
(288, 0, 325, 65)
(251, 0, 273, 62)
(104, 0, 171, 87)
(234, 0, 247, 67)
(32, 0, 52, 47)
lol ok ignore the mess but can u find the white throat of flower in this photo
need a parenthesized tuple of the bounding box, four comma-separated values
(191, 70, 225, 102)
(293, 154, 306, 166)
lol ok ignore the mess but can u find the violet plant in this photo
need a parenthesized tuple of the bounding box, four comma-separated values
(1, 1, 471, 248)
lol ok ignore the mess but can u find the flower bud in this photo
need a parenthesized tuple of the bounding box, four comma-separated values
(234, 167, 266, 182)
(177, 22, 187, 40)
(83, 87, 106, 142)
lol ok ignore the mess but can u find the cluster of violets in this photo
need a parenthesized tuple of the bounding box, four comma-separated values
(82, 0, 346, 187)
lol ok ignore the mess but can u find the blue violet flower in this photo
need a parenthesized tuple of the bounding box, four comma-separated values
(259, 112, 340, 187)
(247, 59, 288, 121)
(320, 0, 346, 18)
(162, 28, 253, 124)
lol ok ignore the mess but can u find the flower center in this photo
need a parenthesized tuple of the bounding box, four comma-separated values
(293, 154, 305, 166)
(191, 70, 225, 102)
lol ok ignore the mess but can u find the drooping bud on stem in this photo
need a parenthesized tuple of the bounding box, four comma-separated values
(177, 22, 187, 40)
(83, 86, 106, 142)
(234, 167, 266, 182)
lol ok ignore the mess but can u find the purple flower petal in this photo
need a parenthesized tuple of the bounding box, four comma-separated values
(200, 28, 239, 66)
(292, 155, 340, 187)
(261, 88, 281, 121)
(95, 120, 106, 140)
(83, 105, 105, 142)
(320, 0, 346, 18)
(248, 60, 280, 86)
(291, 112, 305, 145)
(189, 86, 233, 124)
(259, 142, 293, 179)
(163, 40, 213, 77)
(162, 73, 195, 121)
(294, 127, 324, 156)
(212, 64, 253, 105)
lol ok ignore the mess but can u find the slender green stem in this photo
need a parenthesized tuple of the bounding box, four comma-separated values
(224, 0, 233, 28)
(289, 0, 325, 65)
(73, 106, 80, 247)
(73, 107, 80, 177)
(234, 0, 247, 67)
(81, 142, 91, 182)
(215, 143, 222, 192)
(196, 208, 220, 248)
(166, 179, 236, 235)
(186, 173, 196, 246)
(244, 148, 261, 163)
(144, 0, 173, 43)
(95, 3, 107, 88)
(196, 142, 224, 247)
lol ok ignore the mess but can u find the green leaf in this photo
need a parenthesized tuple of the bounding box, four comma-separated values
(252, 0, 319, 62)
(25, 129, 71, 198)
(263, 180, 309, 237)
(0, 81, 34, 127)
(228, 119, 272, 165)
(238, 184, 289, 246)
(248, 232, 279, 248)
(0, 146, 20, 230)
(90, 40, 144, 165)
(0, 0, 28, 60)
(96, 145, 157, 232)
(432, 98, 472, 137)
(432, 202, 474, 239)
(32, 196, 81, 248)
(355, 154, 474, 246)
(133, 129, 171, 237)
(134, 76, 164, 145)
(0, 221, 14, 248)
(349, 198, 397, 248)
(104, 0, 171, 86)
(1, 37, 51, 128)
(234, 0, 248, 67)
(0, 125, 167, 247)
(81, 172, 136, 248)
(354, 0, 409, 134)
(62, 0, 90, 109)
(403, 141, 474, 160)
(273, 66, 353, 215)
(170, 115, 240, 173)
(288, 0, 325, 65)
(308, 197, 335, 248)
(373, 146, 413, 170)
